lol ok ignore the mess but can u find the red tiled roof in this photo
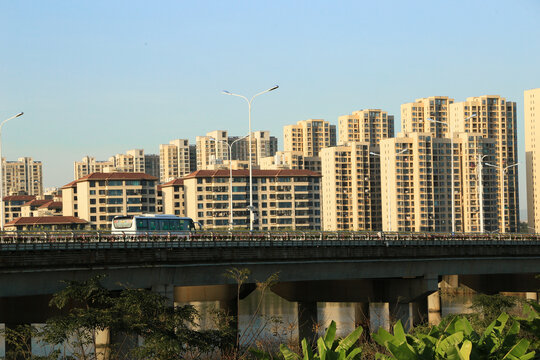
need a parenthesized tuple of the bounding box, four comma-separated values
(161, 178, 184, 187)
(22, 199, 51, 207)
(5, 216, 89, 226)
(38, 201, 62, 210)
(61, 180, 77, 190)
(183, 169, 322, 179)
(3, 195, 35, 202)
(62, 172, 158, 188)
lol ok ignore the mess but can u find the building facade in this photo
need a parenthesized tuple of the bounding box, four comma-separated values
(525, 88, 540, 232)
(450, 95, 519, 232)
(161, 179, 186, 216)
(61, 172, 158, 229)
(2, 157, 43, 196)
(283, 119, 337, 157)
(159, 139, 191, 183)
(338, 109, 394, 146)
(321, 142, 382, 231)
(401, 96, 454, 138)
(182, 169, 321, 230)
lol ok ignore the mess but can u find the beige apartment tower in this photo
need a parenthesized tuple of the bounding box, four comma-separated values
(283, 119, 336, 157)
(2, 157, 43, 196)
(401, 96, 454, 138)
(159, 139, 191, 182)
(338, 109, 394, 146)
(450, 95, 519, 233)
(525, 88, 540, 232)
(321, 142, 382, 231)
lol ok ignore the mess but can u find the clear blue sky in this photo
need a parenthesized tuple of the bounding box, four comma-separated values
(1, 1, 539, 217)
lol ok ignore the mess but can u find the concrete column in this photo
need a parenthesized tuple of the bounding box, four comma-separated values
(427, 291, 441, 325)
(390, 302, 412, 331)
(95, 329, 111, 360)
(354, 302, 370, 334)
(298, 301, 318, 346)
(442, 275, 459, 289)
(526, 292, 538, 302)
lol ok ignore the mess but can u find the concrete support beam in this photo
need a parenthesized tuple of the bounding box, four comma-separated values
(459, 274, 540, 294)
(298, 301, 318, 346)
(151, 284, 174, 305)
(272, 276, 439, 304)
(174, 284, 256, 303)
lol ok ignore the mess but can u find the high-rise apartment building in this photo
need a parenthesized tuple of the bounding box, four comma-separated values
(338, 110, 394, 146)
(450, 95, 519, 232)
(61, 172, 158, 229)
(144, 154, 160, 179)
(2, 157, 43, 196)
(196, 131, 229, 170)
(283, 119, 336, 157)
(321, 142, 382, 231)
(525, 88, 540, 232)
(159, 139, 191, 182)
(401, 96, 454, 138)
(74, 156, 115, 180)
(380, 132, 497, 233)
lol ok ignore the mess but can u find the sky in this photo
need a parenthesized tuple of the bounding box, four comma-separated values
(1, 0, 539, 218)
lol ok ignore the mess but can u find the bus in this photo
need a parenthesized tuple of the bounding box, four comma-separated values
(111, 214, 202, 235)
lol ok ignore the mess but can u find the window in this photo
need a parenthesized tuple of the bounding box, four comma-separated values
(107, 180, 123, 186)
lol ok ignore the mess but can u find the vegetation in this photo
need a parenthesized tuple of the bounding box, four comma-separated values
(2, 274, 538, 360)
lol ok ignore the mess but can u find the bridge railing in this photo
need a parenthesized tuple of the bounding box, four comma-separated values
(0, 230, 539, 249)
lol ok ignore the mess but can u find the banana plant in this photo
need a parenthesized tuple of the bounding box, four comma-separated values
(373, 314, 535, 360)
(279, 320, 363, 360)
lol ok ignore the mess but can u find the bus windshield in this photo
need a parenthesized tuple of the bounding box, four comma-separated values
(113, 218, 133, 229)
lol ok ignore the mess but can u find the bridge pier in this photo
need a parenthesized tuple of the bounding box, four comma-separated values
(297, 301, 318, 345)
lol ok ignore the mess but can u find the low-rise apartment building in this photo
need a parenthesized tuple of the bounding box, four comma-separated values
(61, 172, 158, 229)
(181, 169, 321, 230)
(161, 178, 186, 216)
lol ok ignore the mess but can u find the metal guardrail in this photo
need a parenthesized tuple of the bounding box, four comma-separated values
(0, 230, 539, 251)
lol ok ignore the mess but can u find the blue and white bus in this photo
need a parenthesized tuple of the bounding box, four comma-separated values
(111, 214, 202, 235)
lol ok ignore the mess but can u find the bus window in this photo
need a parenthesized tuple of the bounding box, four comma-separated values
(170, 219, 180, 231)
(179, 219, 188, 231)
(161, 219, 170, 231)
(113, 218, 132, 229)
(149, 220, 157, 231)
(136, 218, 148, 230)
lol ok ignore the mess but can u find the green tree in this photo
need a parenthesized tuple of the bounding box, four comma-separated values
(5, 276, 227, 360)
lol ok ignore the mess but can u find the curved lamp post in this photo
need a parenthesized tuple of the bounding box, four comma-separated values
(222, 86, 278, 231)
(0, 112, 24, 231)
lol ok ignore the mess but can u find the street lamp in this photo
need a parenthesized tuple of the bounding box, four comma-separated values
(0, 112, 24, 231)
(370, 148, 408, 231)
(485, 161, 518, 233)
(477, 154, 489, 233)
(429, 113, 476, 233)
(209, 135, 248, 230)
(222, 86, 278, 231)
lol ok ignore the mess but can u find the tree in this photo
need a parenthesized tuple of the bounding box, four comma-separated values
(5, 276, 227, 360)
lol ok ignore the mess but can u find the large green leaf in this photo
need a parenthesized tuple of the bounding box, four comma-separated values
(387, 341, 418, 360)
(317, 337, 328, 360)
(335, 325, 363, 353)
(480, 312, 509, 353)
(324, 321, 337, 349)
(345, 347, 362, 360)
(436, 331, 464, 357)
(459, 340, 472, 360)
(280, 344, 301, 360)
(502, 339, 531, 359)
(372, 327, 395, 347)
(302, 338, 315, 360)
(393, 320, 407, 343)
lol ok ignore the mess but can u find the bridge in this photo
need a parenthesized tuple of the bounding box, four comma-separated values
(1, 231, 539, 341)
